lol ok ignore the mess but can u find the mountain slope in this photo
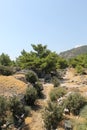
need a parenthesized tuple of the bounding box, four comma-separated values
(59, 45, 87, 59)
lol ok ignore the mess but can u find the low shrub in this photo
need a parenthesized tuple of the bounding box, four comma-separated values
(42, 101, 63, 130)
(50, 87, 67, 101)
(25, 70, 38, 84)
(64, 92, 86, 115)
(0, 96, 8, 117)
(80, 105, 87, 118)
(9, 96, 25, 116)
(25, 87, 38, 106)
(0, 65, 13, 75)
(75, 65, 84, 74)
(51, 76, 60, 87)
(34, 82, 43, 97)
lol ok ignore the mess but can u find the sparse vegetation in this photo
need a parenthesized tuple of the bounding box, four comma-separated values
(50, 87, 67, 101)
(80, 105, 87, 119)
(60, 45, 87, 59)
(76, 122, 87, 130)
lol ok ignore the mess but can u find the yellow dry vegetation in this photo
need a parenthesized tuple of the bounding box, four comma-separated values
(25, 117, 32, 124)
(0, 75, 27, 97)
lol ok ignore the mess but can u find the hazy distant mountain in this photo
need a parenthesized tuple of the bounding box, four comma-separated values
(59, 45, 87, 59)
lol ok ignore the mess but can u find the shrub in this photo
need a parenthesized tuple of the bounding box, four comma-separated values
(34, 82, 43, 97)
(24, 106, 31, 117)
(9, 96, 29, 127)
(80, 105, 87, 119)
(25, 70, 38, 84)
(0, 65, 13, 75)
(42, 101, 63, 130)
(0, 96, 9, 129)
(75, 65, 84, 74)
(64, 93, 86, 115)
(50, 87, 67, 101)
(0, 96, 8, 117)
(51, 76, 60, 87)
(9, 96, 25, 116)
(0, 53, 12, 66)
(25, 87, 38, 106)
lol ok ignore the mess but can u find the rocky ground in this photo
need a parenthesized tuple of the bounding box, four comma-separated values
(61, 68, 87, 97)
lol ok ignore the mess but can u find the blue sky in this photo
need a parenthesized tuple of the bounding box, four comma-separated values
(0, 0, 87, 60)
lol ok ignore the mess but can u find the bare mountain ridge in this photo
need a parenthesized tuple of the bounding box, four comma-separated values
(59, 45, 87, 59)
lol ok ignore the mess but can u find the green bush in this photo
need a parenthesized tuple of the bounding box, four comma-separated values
(51, 76, 60, 87)
(0, 96, 9, 129)
(75, 65, 84, 74)
(0, 65, 13, 75)
(9, 96, 25, 116)
(25, 70, 38, 84)
(24, 106, 31, 117)
(0, 53, 12, 66)
(9, 96, 30, 127)
(0, 96, 8, 117)
(64, 93, 86, 115)
(50, 87, 67, 101)
(42, 101, 63, 130)
(25, 87, 38, 106)
(80, 105, 87, 119)
(34, 82, 43, 97)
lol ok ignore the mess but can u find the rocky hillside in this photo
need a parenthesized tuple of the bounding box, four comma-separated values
(59, 45, 87, 59)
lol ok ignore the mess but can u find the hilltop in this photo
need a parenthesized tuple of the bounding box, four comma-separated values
(59, 45, 87, 59)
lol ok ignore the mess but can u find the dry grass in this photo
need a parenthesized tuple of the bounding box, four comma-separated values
(25, 117, 32, 124)
(0, 75, 27, 97)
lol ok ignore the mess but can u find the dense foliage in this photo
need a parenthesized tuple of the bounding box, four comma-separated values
(16, 44, 68, 77)
(0, 53, 12, 66)
(68, 54, 87, 74)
